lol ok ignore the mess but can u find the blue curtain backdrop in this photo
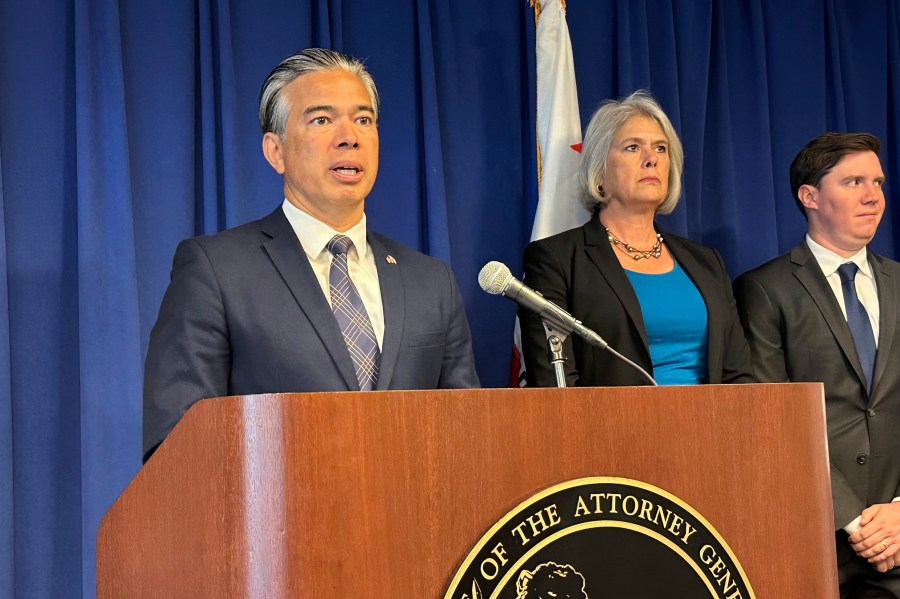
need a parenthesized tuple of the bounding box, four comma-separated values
(1, 0, 899, 596)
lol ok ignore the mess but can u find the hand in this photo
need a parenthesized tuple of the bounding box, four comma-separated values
(848, 503, 900, 572)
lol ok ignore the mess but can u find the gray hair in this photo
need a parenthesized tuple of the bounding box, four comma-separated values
(258, 48, 380, 136)
(579, 90, 684, 214)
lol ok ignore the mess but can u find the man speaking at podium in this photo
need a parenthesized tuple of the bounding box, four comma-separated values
(735, 133, 900, 597)
(142, 48, 479, 462)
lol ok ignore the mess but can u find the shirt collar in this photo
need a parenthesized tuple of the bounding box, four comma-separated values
(281, 199, 368, 260)
(805, 234, 872, 279)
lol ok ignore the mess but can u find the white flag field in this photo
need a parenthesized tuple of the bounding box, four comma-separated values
(510, 0, 590, 386)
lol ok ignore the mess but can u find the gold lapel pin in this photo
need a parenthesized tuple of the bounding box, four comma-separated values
(386, 255, 397, 264)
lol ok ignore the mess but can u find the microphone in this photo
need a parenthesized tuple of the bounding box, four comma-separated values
(478, 261, 657, 386)
(478, 261, 607, 349)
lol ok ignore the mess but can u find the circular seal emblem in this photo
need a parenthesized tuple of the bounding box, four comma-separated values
(444, 477, 755, 599)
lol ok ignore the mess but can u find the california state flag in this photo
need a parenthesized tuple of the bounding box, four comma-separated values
(511, 0, 590, 386)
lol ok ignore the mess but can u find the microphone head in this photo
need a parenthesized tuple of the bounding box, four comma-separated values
(478, 261, 513, 295)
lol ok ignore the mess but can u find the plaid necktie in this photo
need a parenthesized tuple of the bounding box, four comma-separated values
(837, 262, 876, 392)
(327, 235, 380, 391)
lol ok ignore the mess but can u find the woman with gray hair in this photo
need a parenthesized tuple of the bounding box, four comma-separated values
(519, 91, 752, 387)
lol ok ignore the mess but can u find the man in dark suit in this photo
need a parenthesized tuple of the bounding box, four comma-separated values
(734, 132, 900, 597)
(143, 48, 479, 462)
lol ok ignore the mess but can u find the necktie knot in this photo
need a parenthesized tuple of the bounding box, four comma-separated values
(327, 234, 353, 257)
(838, 262, 860, 285)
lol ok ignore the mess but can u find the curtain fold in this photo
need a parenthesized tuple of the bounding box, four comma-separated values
(1, 0, 83, 595)
(2, 1, 900, 596)
(197, 0, 226, 232)
(889, 1, 900, 247)
(669, 1, 711, 237)
(73, 0, 143, 594)
(313, 0, 341, 48)
(413, 0, 451, 261)
(0, 137, 13, 599)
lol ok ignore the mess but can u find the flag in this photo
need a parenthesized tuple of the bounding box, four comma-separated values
(511, 0, 590, 386)
(531, 0, 590, 241)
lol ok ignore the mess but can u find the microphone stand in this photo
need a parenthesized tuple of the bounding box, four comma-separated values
(475, 260, 658, 386)
(542, 320, 571, 388)
(540, 315, 658, 388)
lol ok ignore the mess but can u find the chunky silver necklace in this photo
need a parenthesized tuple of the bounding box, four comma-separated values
(605, 227, 664, 260)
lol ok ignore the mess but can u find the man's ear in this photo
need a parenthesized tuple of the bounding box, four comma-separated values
(262, 132, 285, 174)
(798, 184, 817, 212)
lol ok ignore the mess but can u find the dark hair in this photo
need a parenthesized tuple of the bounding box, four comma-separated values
(789, 132, 880, 218)
(258, 48, 379, 136)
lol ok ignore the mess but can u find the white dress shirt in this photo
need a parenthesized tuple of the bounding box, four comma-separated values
(806, 235, 879, 345)
(281, 199, 385, 348)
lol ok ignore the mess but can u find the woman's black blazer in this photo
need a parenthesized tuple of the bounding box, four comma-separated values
(520, 216, 754, 387)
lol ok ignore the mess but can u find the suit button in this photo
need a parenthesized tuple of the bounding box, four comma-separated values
(857, 453, 869, 465)
(867, 408, 876, 417)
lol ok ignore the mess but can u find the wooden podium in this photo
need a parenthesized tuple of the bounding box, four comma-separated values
(97, 384, 838, 597)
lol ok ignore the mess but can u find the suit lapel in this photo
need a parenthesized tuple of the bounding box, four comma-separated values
(870, 253, 896, 401)
(790, 243, 868, 392)
(664, 235, 724, 381)
(258, 208, 360, 391)
(582, 218, 650, 357)
(369, 233, 403, 390)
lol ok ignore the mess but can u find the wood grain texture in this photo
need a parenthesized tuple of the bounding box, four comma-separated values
(97, 384, 838, 598)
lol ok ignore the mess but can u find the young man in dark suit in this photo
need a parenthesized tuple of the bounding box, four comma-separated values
(143, 48, 479, 462)
(734, 132, 900, 597)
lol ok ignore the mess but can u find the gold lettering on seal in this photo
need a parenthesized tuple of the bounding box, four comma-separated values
(700, 544, 744, 598)
(510, 504, 561, 546)
(478, 542, 508, 581)
(572, 493, 697, 545)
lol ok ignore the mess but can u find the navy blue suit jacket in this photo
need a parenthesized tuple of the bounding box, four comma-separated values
(143, 207, 479, 461)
